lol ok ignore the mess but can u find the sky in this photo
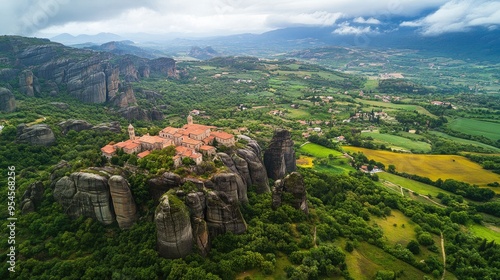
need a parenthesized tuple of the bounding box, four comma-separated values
(0, 0, 499, 38)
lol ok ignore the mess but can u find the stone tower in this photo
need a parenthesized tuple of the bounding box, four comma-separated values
(128, 124, 136, 140)
(187, 115, 193, 125)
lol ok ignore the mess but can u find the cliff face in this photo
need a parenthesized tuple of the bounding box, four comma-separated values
(0, 87, 16, 112)
(272, 172, 309, 214)
(17, 124, 56, 146)
(53, 172, 139, 229)
(264, 129, 296, 180)
(0, 36, 176, 104)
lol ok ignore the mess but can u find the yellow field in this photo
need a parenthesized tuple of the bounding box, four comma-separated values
(296, 156, 314, 168)
(344, 147, 500, 186)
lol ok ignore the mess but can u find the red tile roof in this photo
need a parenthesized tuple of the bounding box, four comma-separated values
(101, 145, 116, 154)
(200, 145, 215, 151)
(137, 150, 151, 158)
(211, 131, 234, 140)
(182, 138, 202, 146)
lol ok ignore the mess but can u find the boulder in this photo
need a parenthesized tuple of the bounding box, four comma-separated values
(148, 57, 176, 78)
(18, 69, 41, 96)
(272, 172, 308, 214)
(53, 172, 115, 225)
(59, 119, 93, 134)
(16, 124, 55, 146)
(155, 193, 194, 259)
(49, 102, 69, 110)
(20, 181, 44, 214)
(92, 121, 122, 133)
(108, 175, 138, 229)
(119, 106, 149, 121)
(0, 87, 16, 112)
(264, 129, 296, 180)
(45, 80, 59, 96)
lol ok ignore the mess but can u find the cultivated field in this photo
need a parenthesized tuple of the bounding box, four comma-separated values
(447, 118, 500, 141)
(300, 143, 343, 158)
(355, 99, 436, 117)
(429, 131, 500, 153)
(344, 147, 500, 186)
(378, 172, 455, 198)
(362, 132, 431, 153)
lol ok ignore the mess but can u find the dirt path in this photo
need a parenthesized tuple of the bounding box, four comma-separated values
(382, 179, 445, 207)
(441, 231, 446, 280)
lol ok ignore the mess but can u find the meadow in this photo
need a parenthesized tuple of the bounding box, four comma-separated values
(378, 172, 455, 198)
(299, 143, 343, 158)
(429, 131, 500, 152)
(362, 132, 431, 153)
(343, 147, 500, 186)
(447, 118, 500, 141)
(355, 99, 436, 117)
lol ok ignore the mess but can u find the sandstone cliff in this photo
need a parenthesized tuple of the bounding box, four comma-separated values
(0, 36, 176, 104)
(20, 181, 44, 214)
(272, 172, 309, 214)
(0, 87, 16, 112)
(109, 175, 138, 229)
(155, 192, 194, 259)
(54, 172, 116, 225)
(264, 129, 296, 180)
(59, 119, 93, 134)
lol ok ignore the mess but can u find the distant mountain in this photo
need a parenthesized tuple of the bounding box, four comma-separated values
(51, 32, 123, 45)
(188, 46, 220, 60)
(85, 41, 168, 59)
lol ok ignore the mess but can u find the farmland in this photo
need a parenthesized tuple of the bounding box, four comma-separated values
(429, 131, 500, 153)
(299, 143, 343, 158)
(355, 99, 436, 117)
(343, 146, 500, 186)
(447, 118, 500, 142)
(362, 131, 431, 153)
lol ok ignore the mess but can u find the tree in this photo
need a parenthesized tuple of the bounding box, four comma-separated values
(406, 240, 420, 255)
(388, 164, 396, 173)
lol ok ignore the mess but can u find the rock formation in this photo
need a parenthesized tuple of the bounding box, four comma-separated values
(155, 192, 194, 259)
(49, 102, 69, 110)
(147, 172, 183, 202)
(108, 175, 138, 229)
(18, 69, 40, 96)
(185, 192, 210, 256)
(59, 119, 93, 134)
(53, 172, 115, 225)
(236, 147, 270, 193)
(272, 172, 308, 214)
(108, 85, 137, 108)
(119, 106, 164, 121)
(0, 87, 16, 112)
(16, 124, 55, 146)
(0, 36, 176, 104)
(206, 189, 247, 237)
(20, 181, 44, 214)
(264, 129, 296, 180)
(92, 121, 121, 133)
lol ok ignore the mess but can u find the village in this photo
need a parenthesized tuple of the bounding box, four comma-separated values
(101, 115, 235, 167)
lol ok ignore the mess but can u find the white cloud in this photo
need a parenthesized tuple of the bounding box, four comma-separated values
(401, 0, 500, 35)
(353, 17, 381, 25)
(333, 23, 375, 35)
(266, 11, 344, 28)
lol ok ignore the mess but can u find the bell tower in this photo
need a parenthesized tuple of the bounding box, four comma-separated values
(128, 124, 136, 140)
(187, 114, 193, 125)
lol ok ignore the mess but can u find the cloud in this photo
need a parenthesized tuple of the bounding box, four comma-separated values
(266, 11, 344, 28)
(333, 23, 375, 35)
(401, 0, 500, 35)
(353, 17, 381, 25)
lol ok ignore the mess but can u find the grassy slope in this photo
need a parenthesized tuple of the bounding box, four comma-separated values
(300, 143, 343, 158)
(343, 146, 500, 186)
(355, 99, 436, 117)
(362, 132, 431, 152)
(448, 118, 500, 141)
(378, 172, 454, 197)
(429, 131, 500, 152)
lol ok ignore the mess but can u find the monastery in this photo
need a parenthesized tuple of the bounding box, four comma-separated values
(101, 115, 235, 167)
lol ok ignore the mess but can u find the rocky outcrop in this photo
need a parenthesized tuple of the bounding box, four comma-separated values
(92, 121, 121, 133)
(119, 106, 164, 121)
(20, 181, 44, 214)
(119, 58, 139, 82)
(206, 190, 247, 236)
(105, 67, 120, 99)
(272, 172, 308, 214)
(108, 175, 138, 229)
(45, 80, 59, 96)
(149, 57, 177, 78)
(147, 172, 183, 202)
(185, 192, 209, 256)
(53, 172, 115, 225)
(49, 102, 69, 110)
(18, 69, 40, 96)
(67, 71, 107, 103)
(142, 90, 162, 100)
(155, 192, 194, 259)
(0, 87, 16, 112)
(17, 124, 55, 146)
(108, 85, 137, 108)
(236, 148, 270, 193)
(264, 129, 296, 180)
(59, 119, 93, 134)
(189, 46, 219, 60)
